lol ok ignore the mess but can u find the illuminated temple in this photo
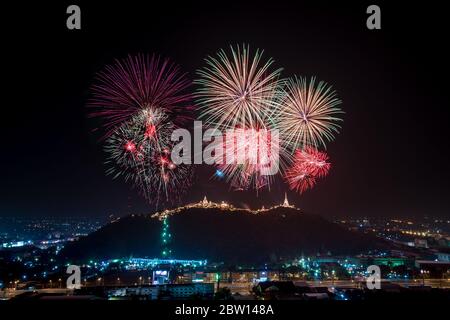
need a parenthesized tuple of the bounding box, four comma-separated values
(197, 196, 232, 209)
(153, 193, 297, 219)
(282, 192, 293, 208)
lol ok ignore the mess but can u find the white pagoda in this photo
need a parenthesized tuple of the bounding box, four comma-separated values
(281, 192, 294, 208)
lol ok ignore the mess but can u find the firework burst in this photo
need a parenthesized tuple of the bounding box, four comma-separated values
(275, 76, 343, 151)
(196, 45, 285, 191)
(105, 107, 192, 206)
(213, 130, 288, 192)
(214, 128, 292, 191)
(89, 54, 192, 137)
(195, 44, 283, 130)
(284, 147, 331, 194)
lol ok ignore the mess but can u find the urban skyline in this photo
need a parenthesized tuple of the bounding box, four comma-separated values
(1, 196, 449, 301)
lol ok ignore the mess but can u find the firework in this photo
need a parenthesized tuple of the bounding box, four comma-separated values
(294, 146, 331, 178)
(89, 54, 192, 137)
(195, 44, 283, 130)
(274, 76, 343, 151)
(105, 107, 192, 206)
(214, 128, 291, 191)
(196, 45, 285, 191)
(284, 147, 331, 194)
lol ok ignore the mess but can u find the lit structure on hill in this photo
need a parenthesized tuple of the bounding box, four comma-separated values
(282, 192, 294, 208)
(195, 196, 232, 209)
(124, 258, 207, 269)
(152, 193, 299, 219)
(161, 218, 172, 258)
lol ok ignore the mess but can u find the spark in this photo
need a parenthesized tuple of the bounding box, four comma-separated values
(284, 147, 331, 194)
(274, 76, 343, 150)
(195, 44, 283, 130)
(89, 54, 192, 138)
(105, 107, 192, 207)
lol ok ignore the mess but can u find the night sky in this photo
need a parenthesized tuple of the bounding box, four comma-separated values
(2, 1, 449, 219)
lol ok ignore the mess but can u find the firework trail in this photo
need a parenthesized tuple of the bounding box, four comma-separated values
(89, 54, 192, 137)
(196, 45, 286, 191)
(274, 76, 343, 151)
(195, 44, 283, 130)
(105, 108, 192, 206)
(89, 53, 193, 206)
(284, 147, 331, 194)
(294, 146, 331, 178)
(215, 128, 281, 191)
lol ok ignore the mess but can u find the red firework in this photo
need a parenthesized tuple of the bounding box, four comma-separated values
(284, 147, 331, 194)
(104, 107, 192, 208)
(89, 54, 193, 137)
(214, 127, 285, 191)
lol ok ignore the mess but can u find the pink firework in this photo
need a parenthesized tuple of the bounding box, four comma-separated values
(214, 127, 290, 191)
(284, 147, 331, 194)
(89, 54, 193, 137)
(105, 108, 192, 207)
(296, 146, 331, 178)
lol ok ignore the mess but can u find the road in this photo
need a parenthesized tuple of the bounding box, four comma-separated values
(2, 279, 448, 299)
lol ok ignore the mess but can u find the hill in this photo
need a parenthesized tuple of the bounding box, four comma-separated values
(60, 206, 389, 264)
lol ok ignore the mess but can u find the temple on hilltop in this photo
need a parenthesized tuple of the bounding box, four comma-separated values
(197, 193, 293, 210)
(281, 192, 294, 208)
(152, 194, 296, 220)
(201, 196, 211, 207)
(189, 196, 232, 209)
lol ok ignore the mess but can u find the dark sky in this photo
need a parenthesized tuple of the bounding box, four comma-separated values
(2, 1, 449, 219)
